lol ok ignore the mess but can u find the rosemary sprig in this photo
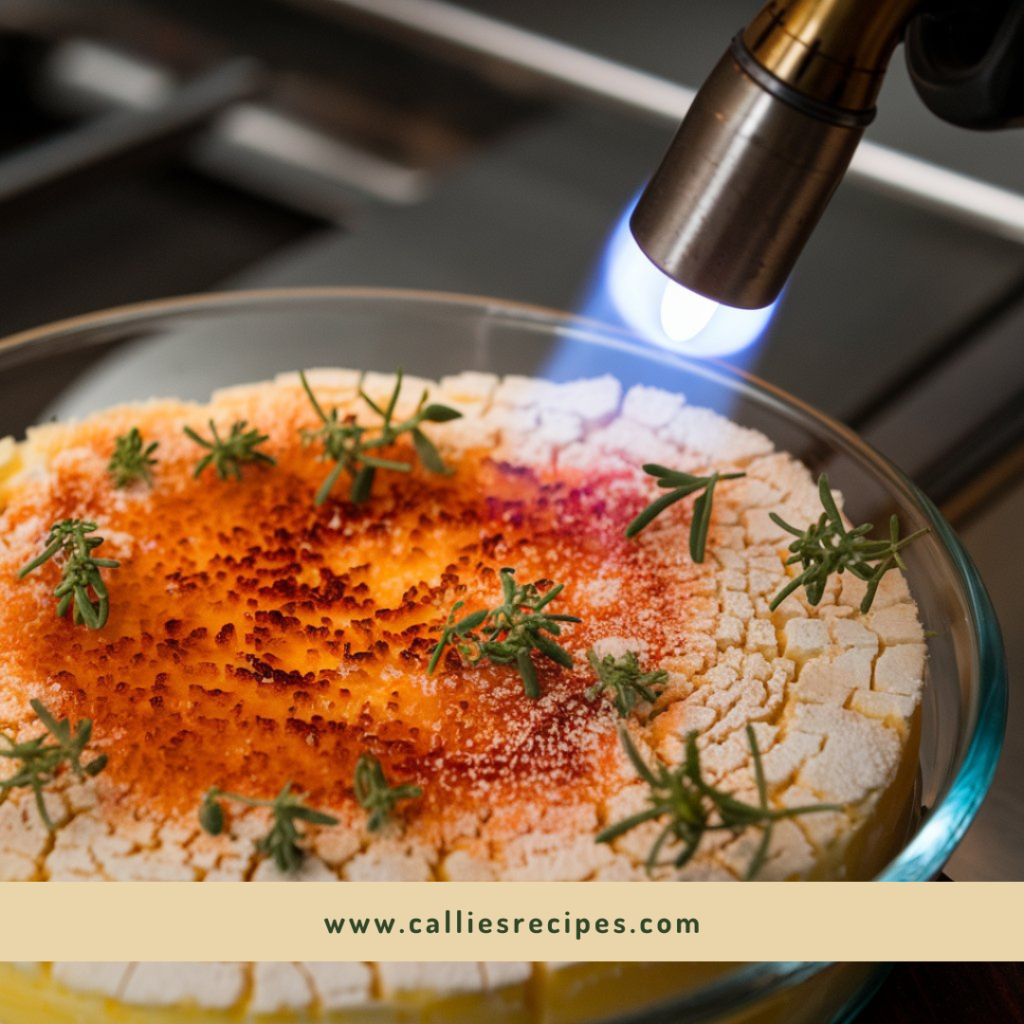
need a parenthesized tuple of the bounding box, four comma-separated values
(597, 724, 838, 880)
(427, 568, 581, 698)
(626, 465, 746, 562)
(107, 427, 158, 488)
(184, 420, 276, 481)
(585, 649, 669, 718)
(299, 369, 461, 506)
(0, 699, 108, 829)
(354, 753, 422, 832)
(768, 474, 929, 615)
(198, 782, 338, 874)
(18, 519, 120, 629)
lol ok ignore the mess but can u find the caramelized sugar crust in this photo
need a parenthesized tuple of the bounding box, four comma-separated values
(0, 392, 708, 837)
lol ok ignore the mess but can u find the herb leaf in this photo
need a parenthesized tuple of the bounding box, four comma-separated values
(184, 420, 276, 481)
(411, 428, 446, 475)
(108, 427, 158, 488)
(299, 370, 462, 506)
(353, 753, 423, 832)
(198, 782, 338, 874)
(0, 699, 108, 829)
(428, 568, 581, 698)
(768, 474, 929, 614)
(626, 465, 746, 562)
(597, 724, 838, 880)
(585, 649, 668, 717)
(18, 519, 120, 629)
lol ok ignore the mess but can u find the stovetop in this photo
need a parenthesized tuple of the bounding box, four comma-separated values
(0, 0, 1021, 881)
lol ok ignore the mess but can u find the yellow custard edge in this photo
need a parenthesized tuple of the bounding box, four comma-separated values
(0, 962, 885, 1024)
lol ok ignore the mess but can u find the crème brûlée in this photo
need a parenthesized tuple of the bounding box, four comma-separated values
(0, 368, 926, 901)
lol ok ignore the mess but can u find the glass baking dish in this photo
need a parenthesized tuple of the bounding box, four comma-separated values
(0, 289, 1006, 1023)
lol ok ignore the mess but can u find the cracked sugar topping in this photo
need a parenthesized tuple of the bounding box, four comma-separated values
(0, 370, 925, 885)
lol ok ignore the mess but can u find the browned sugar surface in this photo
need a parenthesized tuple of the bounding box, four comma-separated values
(0, 390, 710, 836)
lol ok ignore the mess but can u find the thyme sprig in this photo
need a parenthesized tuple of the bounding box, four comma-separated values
(0, 699, 108, 829)
(198, 782, 338, 874)
(597, 724, 838, 880)
(585, 650, 669, 718)
(299, 369, 461, 506)
(626, 465, 746, 562)
(354, 753, 422, 832)
(18, 519, 120, 629)
(108, 427, 158, 488)
(427, 568, 580, 698)
(768, 474, 929, 614)
(184, 420, 276, 481)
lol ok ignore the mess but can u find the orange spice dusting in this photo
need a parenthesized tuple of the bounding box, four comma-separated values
(0, 397, 709, 838)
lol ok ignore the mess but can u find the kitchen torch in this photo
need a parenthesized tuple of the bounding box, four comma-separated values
(631, 0, 1024, 309)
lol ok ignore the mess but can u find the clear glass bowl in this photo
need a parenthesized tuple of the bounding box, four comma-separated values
(0, 288, 1007, 1023)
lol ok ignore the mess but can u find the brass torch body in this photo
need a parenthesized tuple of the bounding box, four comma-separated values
(631, 0, 923, 309)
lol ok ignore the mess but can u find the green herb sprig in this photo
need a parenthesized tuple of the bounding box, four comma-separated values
(184, 420, 276, 481)
(354, 753, 422, 832)
(18, 519, 120, 629)
(428, 568, 580, 698)
(108, 427, 158, 488)
(768, 474, 928, 615)
(585, 650, 668, 718)
(299, 369, 461, 506)
(198, 782, 337, 874)
(626, 466, 746, 562)
(597, 724, 838, 880)
(0, 699, 108, 829)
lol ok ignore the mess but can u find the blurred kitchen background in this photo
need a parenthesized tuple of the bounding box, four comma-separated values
(0, 0, 1021, 883)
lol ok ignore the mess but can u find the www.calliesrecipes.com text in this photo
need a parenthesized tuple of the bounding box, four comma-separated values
(325, 910, 699, 941)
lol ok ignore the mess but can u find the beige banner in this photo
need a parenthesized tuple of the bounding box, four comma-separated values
(0, 881, 1021, 960)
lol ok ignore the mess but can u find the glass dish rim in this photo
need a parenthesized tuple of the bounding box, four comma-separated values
(0, 287, 1008, 1012)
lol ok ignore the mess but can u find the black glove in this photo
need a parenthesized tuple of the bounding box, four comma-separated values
(906, 0, 1024, 129)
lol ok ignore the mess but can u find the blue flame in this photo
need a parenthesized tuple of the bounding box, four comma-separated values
(578, 194, 780, 365)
